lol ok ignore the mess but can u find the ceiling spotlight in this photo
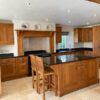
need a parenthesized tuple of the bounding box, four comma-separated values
(26, 2, 31, 6)
(86, 22, 90, 25)
(68, 21, 71, 24)
(67, 9, 71, 13)
(94, 14, 97, 17)
(45, 18, 49, 22)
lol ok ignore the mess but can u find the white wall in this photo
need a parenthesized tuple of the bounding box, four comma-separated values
(24, 37, 50, 52)
(83, 42, 93, 48)
(0, 20, 55, 56)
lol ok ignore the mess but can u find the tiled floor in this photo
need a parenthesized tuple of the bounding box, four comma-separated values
(0, 77, 100, 100)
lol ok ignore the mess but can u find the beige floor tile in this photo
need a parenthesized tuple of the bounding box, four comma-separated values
(0, 77, 100, 100)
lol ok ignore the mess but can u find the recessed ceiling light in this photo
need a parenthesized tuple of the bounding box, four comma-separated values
(67, 9, 71, 13)
(94, 14, 97, 17)
(86, 22, 90, 25)
(45, 18, 49, 22)
(26, 2, 31, 6)
(13, 15, 17, 19)
(68, 21, 71, 24)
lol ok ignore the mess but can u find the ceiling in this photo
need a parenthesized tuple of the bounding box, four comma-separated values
(0, 0, 100, 26)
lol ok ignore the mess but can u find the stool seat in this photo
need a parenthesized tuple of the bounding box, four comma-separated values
(44, 67, 54, 75)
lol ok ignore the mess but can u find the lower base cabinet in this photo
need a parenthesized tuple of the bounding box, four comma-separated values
(51, 59, 99, 96)
(1, 56, 28, 81)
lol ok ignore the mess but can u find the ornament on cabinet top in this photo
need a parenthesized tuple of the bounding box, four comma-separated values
(34, 24, 41, 30)
(46, 24, 53, 31)
(21, 23, 29, 29)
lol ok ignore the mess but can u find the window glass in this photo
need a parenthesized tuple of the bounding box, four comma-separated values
(58, 35, 67, 49)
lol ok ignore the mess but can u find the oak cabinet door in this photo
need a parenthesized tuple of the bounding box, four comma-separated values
(76, 61, 88, 82)
(0, 23, 14, 45)
(88, 28, 93, 42)
(74, 28, 93, 43)
(87, 59, 98, 80)
(0, 24, 7, 44)
(60, 63, 79, 91)
(1, 58, 16, 81)
(16, 57, 28, 76)
(74, 28, 83, 42)
(56, 25, 62, 43)
(6, 24, 14, 44)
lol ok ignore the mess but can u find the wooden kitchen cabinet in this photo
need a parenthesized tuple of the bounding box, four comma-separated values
(16, 56, 28, 77)
(93, 26, 100, 68)
(74, 28, 93, 43)
(74, 28, 82, 43)
(0, 56, 28, 81)
(51, 59, 98, 96)
(1, 58, 16, 81)
(0, 23, 14, 45)
(88, 28, 93, 42)
(86, 60, 98, 81)
(56, 25, 62, 43)
(59, 63, 80, 93)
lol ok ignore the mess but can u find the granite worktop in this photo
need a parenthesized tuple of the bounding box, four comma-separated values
(0, 53, 27, 59)
(43, 54, 98, 65)
(56, 48, 93, 53)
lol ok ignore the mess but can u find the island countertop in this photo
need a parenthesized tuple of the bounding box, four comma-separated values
(43, 54, 99, 65)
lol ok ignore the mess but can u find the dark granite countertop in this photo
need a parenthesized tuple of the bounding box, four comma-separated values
(56, 48, 93, 53)
(0, 53, 27, 59)
(43, 54, 98, 65)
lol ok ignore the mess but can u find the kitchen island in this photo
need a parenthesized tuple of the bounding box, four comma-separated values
(43, 54, 99, 96)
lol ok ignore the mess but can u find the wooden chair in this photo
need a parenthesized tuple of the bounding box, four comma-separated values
(30, 55, 38, 92)
(35, 56, 57, 100)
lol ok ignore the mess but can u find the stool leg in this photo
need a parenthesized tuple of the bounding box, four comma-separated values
(32, 71, 34, 88)
(48, 75, 51, 89)
(54, 75, 57, 96)
(36, 72, 39, 93)
(37, 74, 41, 94)
(43, 76, 45, 100)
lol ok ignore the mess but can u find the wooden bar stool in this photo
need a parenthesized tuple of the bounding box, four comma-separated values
(35, 56, 57, 100)
(30, 55, 38, 92)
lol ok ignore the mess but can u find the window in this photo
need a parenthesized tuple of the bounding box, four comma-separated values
(58, 35, 67, 49)
(57, 32, 72, 49)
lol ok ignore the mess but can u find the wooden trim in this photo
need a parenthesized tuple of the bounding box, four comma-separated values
(17, 30, 54, 37)
(50, 33, 54, 53)
(17, 31, 24, 56)
(17, 30, 55, 56)
(88, 0, 100, 3)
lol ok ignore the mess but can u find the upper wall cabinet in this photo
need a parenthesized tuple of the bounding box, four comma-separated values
(88, 0, 100, 4)
(74, 28, 93, 43)
(56, 25, 62, 43)
(0, 23, 14, 45)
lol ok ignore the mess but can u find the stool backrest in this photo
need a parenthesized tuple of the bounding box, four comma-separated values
(30, 55, 36, 71)
(36, 56, 44, 75)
